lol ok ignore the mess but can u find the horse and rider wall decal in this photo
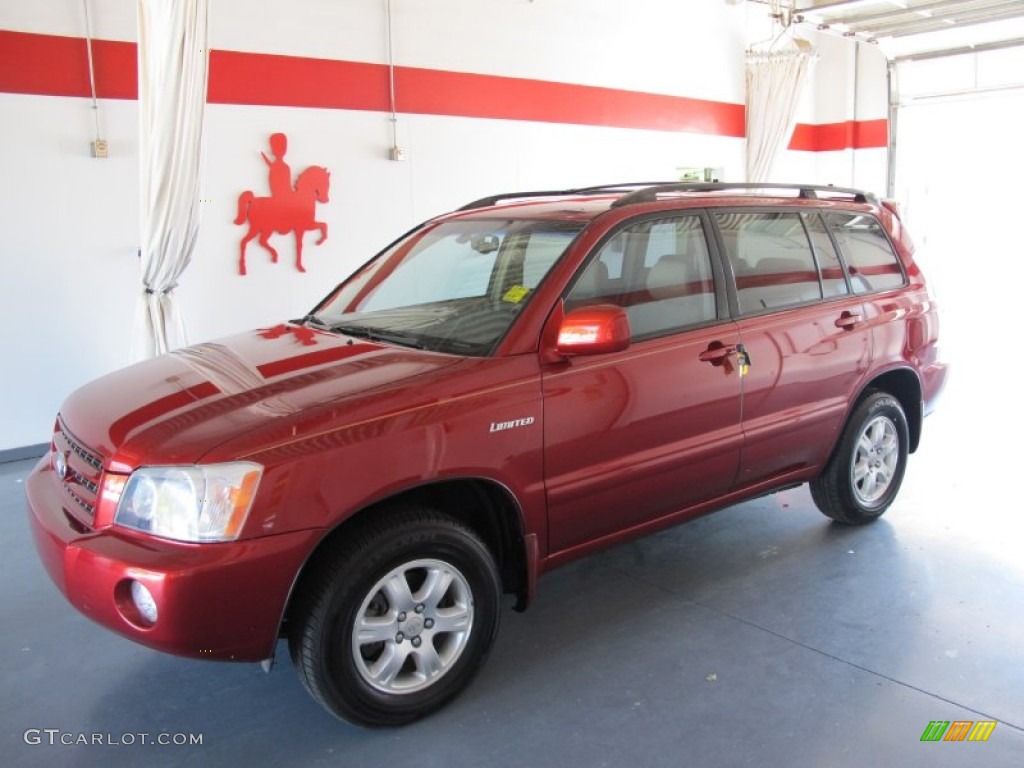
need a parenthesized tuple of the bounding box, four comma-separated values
(234, 133, 330, 276)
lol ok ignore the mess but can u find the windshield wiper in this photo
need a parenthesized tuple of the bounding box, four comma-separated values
(298, 313, 331, 329)
(332, 323, 373, 338)
(333, 324, 427, 350)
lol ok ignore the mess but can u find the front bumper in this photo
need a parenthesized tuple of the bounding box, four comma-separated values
(26, 457, 320, 661)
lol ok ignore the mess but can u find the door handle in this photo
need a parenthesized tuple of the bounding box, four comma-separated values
(834, 311, 862, 330)
(699, 342, 736, 365)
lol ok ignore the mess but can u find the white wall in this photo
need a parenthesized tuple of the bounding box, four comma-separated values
(0, 0, 887, 450)
(0, 0, 135, 40)
(774, 32, 889, 191)
(0, 93, 141, 448)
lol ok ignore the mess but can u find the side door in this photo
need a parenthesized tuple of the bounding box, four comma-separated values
(543, 212, 744, 554)
(713, 209, 872, 489)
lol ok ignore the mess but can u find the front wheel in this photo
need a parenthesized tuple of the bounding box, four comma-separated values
(811, 391, 909, 525)
(289, 508, 502, 726)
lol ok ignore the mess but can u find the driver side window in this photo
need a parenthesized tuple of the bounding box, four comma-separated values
(566, 215, 717, 340)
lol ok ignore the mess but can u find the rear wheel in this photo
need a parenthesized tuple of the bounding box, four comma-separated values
(289, 507, 501, 726)
(811, 391, 909, 524)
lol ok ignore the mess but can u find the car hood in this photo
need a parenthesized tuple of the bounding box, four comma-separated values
(59, 324, 460, 471)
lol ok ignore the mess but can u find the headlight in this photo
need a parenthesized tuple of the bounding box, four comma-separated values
(114, 462, 263, 543)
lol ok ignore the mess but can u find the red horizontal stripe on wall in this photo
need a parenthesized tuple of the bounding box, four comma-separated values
(789, 119, 887, 151)
(2, 31, 885, 149)
(0, 30, 136, 99)
(0, 30, 743, 136)
(210, 48, 745, 136)
(788, 123, 819, 151)
(853, 118, 888, 148)
(394, 66, 745, 136)
(209, 49, 391, 112)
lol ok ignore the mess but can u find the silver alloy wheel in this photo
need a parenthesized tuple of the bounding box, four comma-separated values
(351, 558, 474, 695)
(850, 414, 899, 506)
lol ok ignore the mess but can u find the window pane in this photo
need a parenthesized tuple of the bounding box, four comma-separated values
(522, 230, 581, 289)
(567, 215, 716, 339)
(716, 212, 823, 313)
(644, 222, 678, 268)
(320, 218, 583, 355)
(804, 214, 850, 298)
(363, 229, 497, 310)
(825, 213, 905, 293)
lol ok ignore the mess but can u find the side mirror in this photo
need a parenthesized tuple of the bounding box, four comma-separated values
(556, 305, 631, 356)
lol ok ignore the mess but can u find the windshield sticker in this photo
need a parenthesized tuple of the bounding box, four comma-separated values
(502, 285, 530, 304)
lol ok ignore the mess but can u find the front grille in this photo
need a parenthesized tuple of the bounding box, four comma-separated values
(54, 417, 104, 520)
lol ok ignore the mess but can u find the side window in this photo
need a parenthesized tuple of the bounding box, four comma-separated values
(804, 214, 850, 298)
(825, 213, 906, 293)
(715, 211, 823, 314)
(566, 215, 716, 340)
(644, 222, 678, 267)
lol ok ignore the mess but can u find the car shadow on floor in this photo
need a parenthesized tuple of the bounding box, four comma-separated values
(56, 489, 954, 768)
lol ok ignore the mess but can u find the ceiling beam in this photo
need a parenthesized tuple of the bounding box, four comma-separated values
(893, 34, 1024, 59)
(871, 6, 1024, 36)
(794, 0, 892, 10)
(815, 0, 1020, 27)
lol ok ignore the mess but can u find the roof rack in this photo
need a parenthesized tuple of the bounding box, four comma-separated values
(610, 182, 877, 208)
(457, 182, 878, 213)
(457, 182, 678, 211)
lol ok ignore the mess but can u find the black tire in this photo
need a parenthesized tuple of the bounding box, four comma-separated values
(810, 390, 909, 525)
(289, 507, 501, 727)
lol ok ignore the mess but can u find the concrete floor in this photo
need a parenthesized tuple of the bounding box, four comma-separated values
(3, 364, 1023, 767)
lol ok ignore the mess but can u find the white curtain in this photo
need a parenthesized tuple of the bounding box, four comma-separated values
(745, 48, 817, 183)
(134, 0, 210, 359)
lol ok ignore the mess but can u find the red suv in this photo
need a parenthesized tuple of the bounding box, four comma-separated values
(26, 182, 946, 726)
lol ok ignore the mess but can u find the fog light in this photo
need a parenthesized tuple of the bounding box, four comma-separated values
(130, 580, 158, 625)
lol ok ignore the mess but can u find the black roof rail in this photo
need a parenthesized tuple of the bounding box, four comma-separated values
(610, 182, 877, 208)
(456, 182, 678, 211)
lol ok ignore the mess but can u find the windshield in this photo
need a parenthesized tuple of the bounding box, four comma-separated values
(310, 218, 586, 355)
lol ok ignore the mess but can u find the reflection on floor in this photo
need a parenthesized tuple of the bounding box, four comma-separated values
(3, 384, 1022, 766)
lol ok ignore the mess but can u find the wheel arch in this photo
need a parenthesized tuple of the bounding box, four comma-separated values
(851, 366, 923, 453)
(278, 477, 530, 644)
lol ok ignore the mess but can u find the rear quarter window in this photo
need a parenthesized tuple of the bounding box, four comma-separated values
(825, 212, 906, 294)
